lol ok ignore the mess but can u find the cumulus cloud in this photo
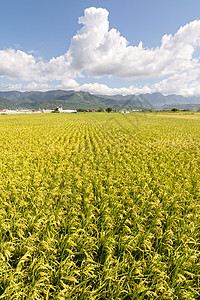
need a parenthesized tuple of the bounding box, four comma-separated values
(0, 82, 23, 91)
(67, 8, 200, 81)
(1, 7, 200, 95)
(24, 82, 50, 91)
(77, 83, 151, 95)
(0, 49, 41, 81)
(153, 68, 200, 96)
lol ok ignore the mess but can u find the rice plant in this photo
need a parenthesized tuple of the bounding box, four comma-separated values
(0, 112, 199, 299)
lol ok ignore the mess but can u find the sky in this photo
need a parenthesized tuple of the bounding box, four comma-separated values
(0, 0, 200, 95)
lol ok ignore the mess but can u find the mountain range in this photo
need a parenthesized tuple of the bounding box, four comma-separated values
(0, 90, 200, 111)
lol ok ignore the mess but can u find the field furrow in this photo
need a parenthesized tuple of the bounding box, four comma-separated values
(0, 112, 199, 299)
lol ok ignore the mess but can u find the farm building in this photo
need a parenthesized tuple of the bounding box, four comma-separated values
(54, 106, 77, 113)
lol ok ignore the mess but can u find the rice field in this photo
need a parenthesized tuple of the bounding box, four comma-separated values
(0, 111, 199, 299)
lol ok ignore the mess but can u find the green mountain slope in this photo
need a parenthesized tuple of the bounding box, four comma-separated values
(0, 90, 200, 110)
(0, 97, 16, 109)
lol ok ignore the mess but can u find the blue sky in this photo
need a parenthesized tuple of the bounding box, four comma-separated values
(0, 0, 200, 95)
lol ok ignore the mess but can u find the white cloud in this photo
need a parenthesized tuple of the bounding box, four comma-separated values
(24, 82, 50, 91)
(58, 77, 80, 90)
(153, 68, 200, 96)
(67, 8, 200, 81)
(77, 83, 151, 95)
(42, 54, 71, 80)
(0, 49, 41, 81)
(0, 7, 200, 95)
(0, 82, 23, 91)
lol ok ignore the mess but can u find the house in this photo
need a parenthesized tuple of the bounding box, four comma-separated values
(121, 110, 130, 114)
(53, 106, 77, 113)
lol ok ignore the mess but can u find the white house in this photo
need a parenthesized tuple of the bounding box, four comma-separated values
(56, 106, 77, 113)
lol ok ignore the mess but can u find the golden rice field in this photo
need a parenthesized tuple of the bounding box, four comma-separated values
(0, 112, 199, 299)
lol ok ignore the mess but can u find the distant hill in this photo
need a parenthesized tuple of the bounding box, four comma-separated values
(97, 93, 200, 110)
(0, 97, 16, 109)
(0, 90, 200, 110)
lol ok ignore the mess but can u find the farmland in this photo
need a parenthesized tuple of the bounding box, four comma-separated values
(0, 112, 199, 299)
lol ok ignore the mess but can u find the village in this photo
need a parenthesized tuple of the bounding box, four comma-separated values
(0, 105, 138, 115)
(0, 106, 77, 115)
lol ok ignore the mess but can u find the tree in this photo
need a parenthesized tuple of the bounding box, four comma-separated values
(171, 108, 179, 112)
(97, 107, 104, 112)
(106, 107, 112, 113)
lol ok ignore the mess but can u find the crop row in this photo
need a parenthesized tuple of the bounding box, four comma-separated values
(0, 112, 199, 299)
